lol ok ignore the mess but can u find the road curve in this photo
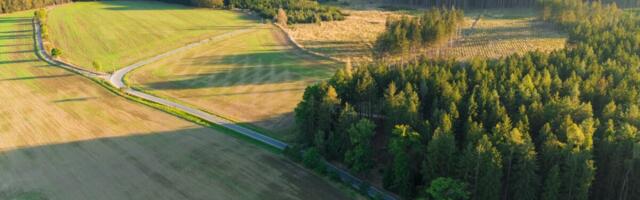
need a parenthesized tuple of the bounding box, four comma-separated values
(110, 27, 257, 89)
(34, 18, 398, 200)
(33, 19, 109, 79)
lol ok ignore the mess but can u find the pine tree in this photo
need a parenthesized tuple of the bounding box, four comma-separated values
(459, 135, 502, 200)
(386, 125, 422, 198)
(423, 113, 457, 186)
(541, 165, 561, 200)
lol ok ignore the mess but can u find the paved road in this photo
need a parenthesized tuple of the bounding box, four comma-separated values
(33, 19, 109, 79)
(110, 28, 257, 89)
(34, 18, 397, 200)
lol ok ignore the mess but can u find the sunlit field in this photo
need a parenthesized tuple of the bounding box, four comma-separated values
(47, 1, 259, 72)
(128, 26, 338, 142)
(0, 11, 349, 200)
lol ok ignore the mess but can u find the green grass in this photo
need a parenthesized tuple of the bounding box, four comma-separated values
(128, 26, 338, 142)
(48, 0, 259, 72)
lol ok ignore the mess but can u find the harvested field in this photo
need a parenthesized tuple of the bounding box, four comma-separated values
(0, 11, 352, 200)
(287, 8, 566, 62)
(128, 26, 338, 142)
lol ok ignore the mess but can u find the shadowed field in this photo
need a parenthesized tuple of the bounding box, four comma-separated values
(47, 0, 259, 72)
(0, 11, 352, 200)
(128, 26, 338, 142)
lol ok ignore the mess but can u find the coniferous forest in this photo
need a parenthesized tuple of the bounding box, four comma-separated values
(294, 0, 640, 199)
(374, 8, 464, 58)
(377, 0, 640, 8)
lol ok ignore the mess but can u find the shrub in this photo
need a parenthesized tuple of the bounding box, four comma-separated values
(302, 147, 324, 172)
(51, 48, 62, 57)
(92, 61, 102, 71)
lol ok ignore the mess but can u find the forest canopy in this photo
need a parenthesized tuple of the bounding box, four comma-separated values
(294, 0, 640, 199)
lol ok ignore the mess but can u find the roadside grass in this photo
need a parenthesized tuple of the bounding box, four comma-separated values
(0, 10, 351, 200)
(288, 8, 566, 62)
(128, 26, 339, 143)
(47, 0, 260, 72)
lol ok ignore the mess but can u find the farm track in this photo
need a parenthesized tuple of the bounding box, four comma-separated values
(33, 17, 399, 200)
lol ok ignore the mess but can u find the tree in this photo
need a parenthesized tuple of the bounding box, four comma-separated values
(425, 177, 470, 200)
(542, 165, 561, 200)
(386, 125, 422, 198)
(51, 48, 62, 58)
(344, 119, 376, 174)
(459, 135, 502, 200)
(423, 113, 457, 186)
(276, 8, 287, 26)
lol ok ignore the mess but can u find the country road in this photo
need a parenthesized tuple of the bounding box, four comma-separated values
(109, 27, 258, 89)
(34, 18, 398, 200)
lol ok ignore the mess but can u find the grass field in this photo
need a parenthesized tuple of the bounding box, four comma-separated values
(127, 26, 338, 142)
(47, 1, 260, 72)
(0, 11, 352, 200)
(288, 8, 566, 62)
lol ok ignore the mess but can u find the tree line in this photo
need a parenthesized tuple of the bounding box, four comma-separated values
(376, 0, 640, 8)
(294, 0, 640, 199)
(2, 0, 345, 24)
(0, 0, 71, 14)
(227, 0, 344, 23)
(373, 8, 463, 59)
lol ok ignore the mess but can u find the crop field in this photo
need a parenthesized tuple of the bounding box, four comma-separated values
(0, 11, 350, 200)
(47, 1, 259, 72)
(127, 26, 338, 142)
(288, 8, 566, 62)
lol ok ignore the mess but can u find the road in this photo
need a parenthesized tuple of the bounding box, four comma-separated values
(34, 18, 398, 200)
(109, 27, 257, 89)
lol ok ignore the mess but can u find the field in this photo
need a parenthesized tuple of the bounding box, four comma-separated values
(127, 26, 338, 142)
(287, 8, 566, 62)
(0, 11, 351, 200)
(47, 1, 259, 72)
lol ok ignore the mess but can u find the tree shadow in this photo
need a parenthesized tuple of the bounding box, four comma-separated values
(0, 59, 39, 65)
(0, 126, 348, 200)
(0, 17, 30, 24)
(0, 34, 30, 40)
(0, 30, 30, 34)
(142, 51, 335, 90)
(0, 43, 29, 48)
(0, 50, 32, 55)
(96, 0, 261, 22)
(100, 0, 193, 11)
(0, 74, 73, 81)
(51, 97, 99, 103)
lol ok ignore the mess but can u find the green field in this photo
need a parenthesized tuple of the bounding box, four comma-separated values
(48, 1, 259, 72)
(0, 10, 351, 200)
(128, 26, 337, 142)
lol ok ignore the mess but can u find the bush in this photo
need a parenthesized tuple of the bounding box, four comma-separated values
(92, 61, 102, 71)
(302, 147, 325, 172)
(51, 48, 62, 57)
